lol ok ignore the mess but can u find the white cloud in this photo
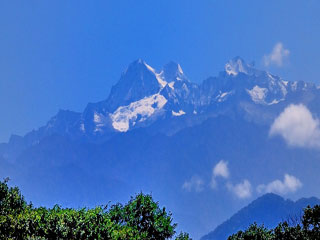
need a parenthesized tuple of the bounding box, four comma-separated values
(227, 180, 252, 199)
(213, 160, 229, 178)
(210, 160, 230, 189)
(270, 104, 320, 148)
(182, 175, 204, 193)
(264, 42, 290, 67)
(257, 174, 302, 195)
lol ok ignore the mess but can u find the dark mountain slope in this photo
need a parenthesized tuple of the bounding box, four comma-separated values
(201, 193, 320, 240)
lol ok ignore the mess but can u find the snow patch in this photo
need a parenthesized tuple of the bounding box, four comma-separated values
(168, 81, 175, 89)
(280, 84, 288, 97)
(282, 80, 289, 86)
(93, 112, 108, 132)
(291, 81, 298, 91)
(80, 123, 85, 132)
(172, 110, 186, 117)
(156, 73, 167, 88)
(225, 58, 248, 76)
(110, 94, 167, 132)
(216, 91, 233, 102)
(177, 64, 184, 75)
(247, 85, 268, 104)
(145, 63, 167, 88)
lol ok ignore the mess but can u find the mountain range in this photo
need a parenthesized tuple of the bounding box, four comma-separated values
(1, 57, 320, 239)
(4, 56, 318, 146)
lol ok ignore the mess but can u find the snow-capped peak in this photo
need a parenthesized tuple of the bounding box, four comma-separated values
(105, 59, 167, 111)
(225, 57, 254, 76)
(126, 59, 168, 88)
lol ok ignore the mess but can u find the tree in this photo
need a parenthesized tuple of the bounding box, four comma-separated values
(0, 177, 30, 239)
(228, 223, 273, 240)
(175, 231, 192, 240)
(109, 193, 176, 240)
(0, 179, 183, 239)
(273, 222, 306, 240)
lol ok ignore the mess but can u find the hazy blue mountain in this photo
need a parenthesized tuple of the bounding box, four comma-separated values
(1, 57, 320, 239)
(201, 193, 320, 240)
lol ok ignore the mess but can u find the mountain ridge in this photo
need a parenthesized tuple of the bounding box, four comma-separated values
(201, 193, 320, 240)
(1, 57, 317, 153)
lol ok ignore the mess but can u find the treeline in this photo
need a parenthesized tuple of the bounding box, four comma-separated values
(228, 204, 320, 240)
(0, 178, 190, 240)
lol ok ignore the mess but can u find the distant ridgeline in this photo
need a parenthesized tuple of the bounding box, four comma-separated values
(201, 193, 320, 240)
(227, 205, 320, 239)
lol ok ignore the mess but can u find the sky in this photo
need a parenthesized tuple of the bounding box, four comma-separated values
(0, 0, 320, 142)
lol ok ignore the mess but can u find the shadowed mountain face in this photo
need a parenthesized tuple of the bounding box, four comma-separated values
(1, 57, 320, 239)
(201, 193, 320, 240)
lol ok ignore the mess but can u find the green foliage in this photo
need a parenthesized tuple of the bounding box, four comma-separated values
(273, 222, 306, 240)
(109, 193, 176, 240)
(175, 231, 192, 240)
(302, 205, 320, 239)
(228, 204, 320, 240)
(227, 223, 273, 240)
(0, 177, 29, 239)
(0, 179, 184, 240)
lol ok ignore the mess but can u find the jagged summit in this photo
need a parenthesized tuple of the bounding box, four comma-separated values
(161, 61, 186, 82)
(164, 61, 184, 74)
(122, 58, 156, 77)
(224, 56, 258, 76)
(106, 59, 164, 111)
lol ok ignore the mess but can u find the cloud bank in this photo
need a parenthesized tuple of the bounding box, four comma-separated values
(270, 104, 320, 148)
(257, 174, 302, 195)
(264, 42, 290, 67)
(183, 161, 301, 200)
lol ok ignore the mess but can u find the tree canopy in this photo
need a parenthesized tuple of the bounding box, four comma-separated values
(0, 178, 191, 240)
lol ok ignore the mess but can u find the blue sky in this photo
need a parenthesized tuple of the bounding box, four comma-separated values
(1, 0, 320, 142)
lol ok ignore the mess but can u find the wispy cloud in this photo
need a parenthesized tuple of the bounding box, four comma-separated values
(227, 180, 252, 199)
(264, 42, 290, 67)
(257, 174, 302, 195)
(270, 104, 320, 148)
(182, 175, 204, 193)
